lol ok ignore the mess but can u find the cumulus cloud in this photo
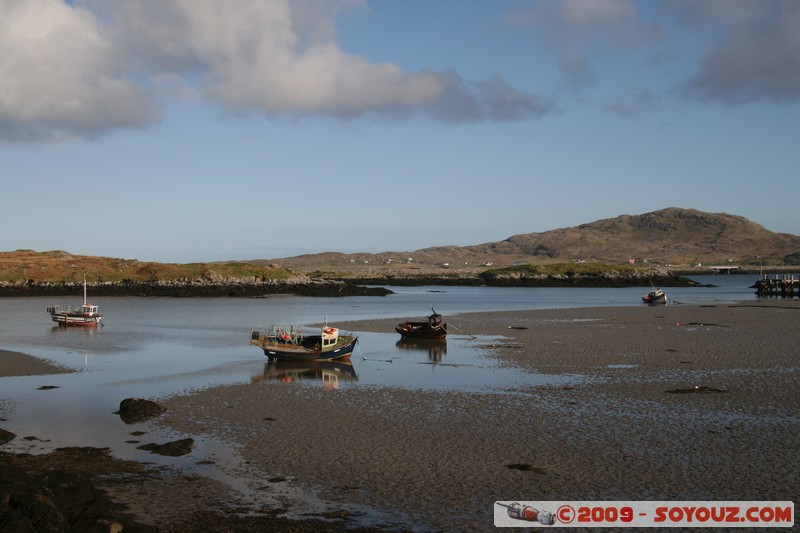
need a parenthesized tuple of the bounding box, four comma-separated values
(0, 0, 550, 143)
(107, 0, 548, 121)
(0, 0, 160, 142)
(675, 0, 800, 104)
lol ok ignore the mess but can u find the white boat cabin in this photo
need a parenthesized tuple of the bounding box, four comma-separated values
(321, 327, 340, 348)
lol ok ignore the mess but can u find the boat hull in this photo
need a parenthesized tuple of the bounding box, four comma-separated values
(642, 291, 667, 304)
(51, 314, 102, 327)
(259, 336, 358, 361)
(395, 321, 447, 339)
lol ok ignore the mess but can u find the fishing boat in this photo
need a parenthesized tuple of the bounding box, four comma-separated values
(250, 324, 358, 361)
(46, 276, 103, 327)
(396, 308, 447, 339)
(642, 287, 667, 304)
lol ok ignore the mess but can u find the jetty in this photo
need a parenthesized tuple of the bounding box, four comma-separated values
(753, 274, 799, 298)
(708, 265, 739, 274)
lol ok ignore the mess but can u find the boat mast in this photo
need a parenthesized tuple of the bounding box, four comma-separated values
(83, 274, 87, 306)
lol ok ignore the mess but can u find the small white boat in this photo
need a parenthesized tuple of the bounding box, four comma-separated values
(642, 287, 667, 304)
(47, 276, 103, 327)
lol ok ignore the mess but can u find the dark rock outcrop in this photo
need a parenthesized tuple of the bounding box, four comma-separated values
(341, 270, 697, 288)
(0, 279, 392, 297)
(137, 438, 194, 457)
(0, 428, 15, 446)
(0, 452, 155, 532)
(117, 398, 166, 424)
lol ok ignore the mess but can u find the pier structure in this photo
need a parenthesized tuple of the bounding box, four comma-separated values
(708, 265, 739, 274)
(753, 274, 799, 298)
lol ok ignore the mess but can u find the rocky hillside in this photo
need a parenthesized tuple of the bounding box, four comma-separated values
(267, 208, 800, 272)
(0, 250, 296, 284)
(2, 208, 797, 294)
(497, 208, 799, 265)
(0, 250, 389, 297)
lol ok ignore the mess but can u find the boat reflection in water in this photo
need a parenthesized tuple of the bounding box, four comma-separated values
(396, 338, 447, 363)
(251, 359, 358, 390)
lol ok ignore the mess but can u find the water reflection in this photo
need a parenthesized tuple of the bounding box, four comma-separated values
(395, 338, 447, 363)
(251, 359, 358, 390)
(49, 325, 102, 337)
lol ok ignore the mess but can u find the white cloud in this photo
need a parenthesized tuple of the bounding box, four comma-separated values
(111, 0, 546, 121)
(0, 0, 159, 142)
(0, 0, 550, 143)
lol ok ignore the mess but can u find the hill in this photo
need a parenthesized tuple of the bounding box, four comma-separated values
(0, 250, 390, 297)
(263, 208, 800, 273)
(2, 208, 797, 294)
(491, 208, 799, 265)
(0, 250, 295, 284)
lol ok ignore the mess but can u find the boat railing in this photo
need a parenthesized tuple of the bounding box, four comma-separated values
(47, 305, 83, 314)
(250, 326, 306, 345)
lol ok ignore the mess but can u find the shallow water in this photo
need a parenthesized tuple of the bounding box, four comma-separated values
(0, 273, 770, 455)
(0, 274, 782, 528)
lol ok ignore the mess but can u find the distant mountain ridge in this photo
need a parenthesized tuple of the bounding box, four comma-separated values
(269, 208, 800, 269)
(493, 208, 799, 265)
(3, 208, 796, 294)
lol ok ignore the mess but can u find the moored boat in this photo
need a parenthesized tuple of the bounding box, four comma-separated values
(642, 287, 667, 304)
(250, 324, 358, 361)
(396, 308, 447, 339)
(46, 276, 103, 327)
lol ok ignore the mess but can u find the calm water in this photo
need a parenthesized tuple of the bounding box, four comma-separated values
(0, 274, 778, 525)
(0, 275, 766, 444)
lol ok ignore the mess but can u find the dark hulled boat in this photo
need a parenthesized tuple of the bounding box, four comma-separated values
(250, 325, 358, 361)
(396, 308, 447, 339)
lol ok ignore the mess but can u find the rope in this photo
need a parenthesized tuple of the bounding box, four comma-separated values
(446, 322, 478, 340)
(666, 298, 689, 305)
(447, 322, 465, 333)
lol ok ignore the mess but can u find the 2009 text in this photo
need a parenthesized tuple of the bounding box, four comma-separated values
(576, 505, 633, 523)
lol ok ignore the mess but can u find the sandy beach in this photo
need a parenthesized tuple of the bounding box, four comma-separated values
(2, 301, 799, 531)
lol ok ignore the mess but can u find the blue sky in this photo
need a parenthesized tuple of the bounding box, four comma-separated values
(1, 0, 798, 263)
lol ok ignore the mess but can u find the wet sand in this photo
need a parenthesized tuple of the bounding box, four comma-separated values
(2, 302, 799, 531)
(0, 348, 72, 378)
(155, 301, 799, 530)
